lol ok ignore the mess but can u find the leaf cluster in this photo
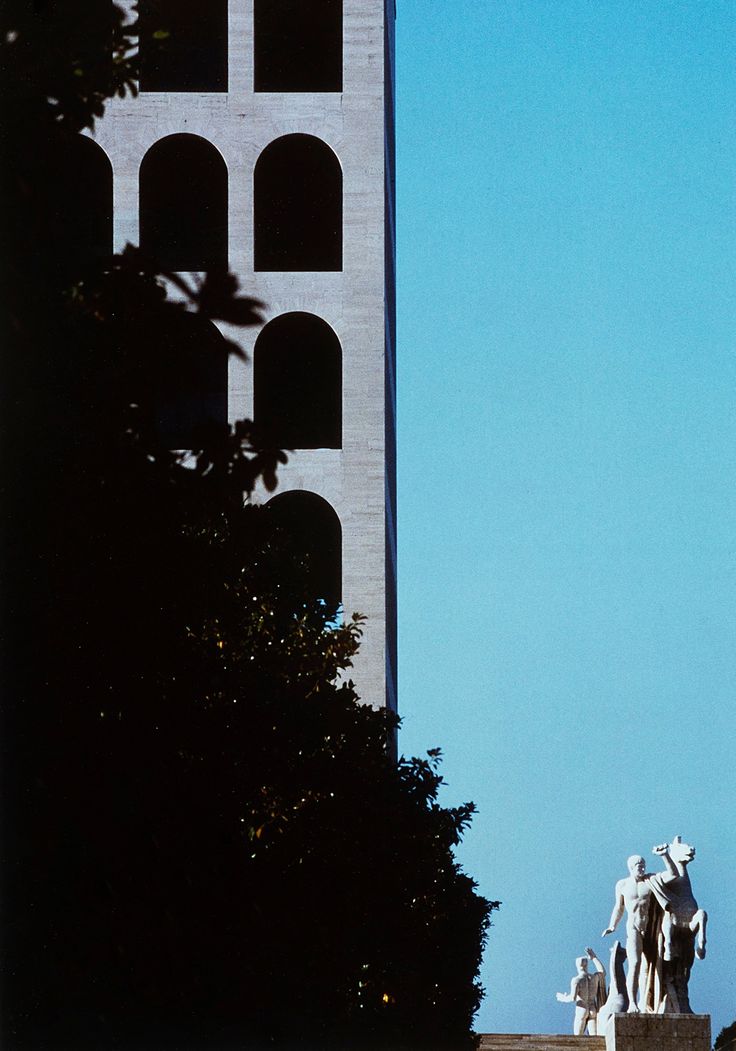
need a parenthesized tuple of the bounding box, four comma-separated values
(1, 1, 137, 135)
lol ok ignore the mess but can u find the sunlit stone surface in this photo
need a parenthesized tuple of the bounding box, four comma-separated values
(605, 1013, 710, 1051)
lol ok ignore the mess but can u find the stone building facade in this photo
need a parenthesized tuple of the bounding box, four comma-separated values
(91, 1, 397, 710)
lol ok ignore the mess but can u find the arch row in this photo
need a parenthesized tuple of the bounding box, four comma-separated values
(136, 132, 343, 274)
(60, 136, 343, 449)
(62, 132, 343, 274)
(136, 1, 343, 94)
(153, 308, 343, 453)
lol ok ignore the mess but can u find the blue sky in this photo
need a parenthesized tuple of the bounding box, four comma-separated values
(395, 0, 735, 1036)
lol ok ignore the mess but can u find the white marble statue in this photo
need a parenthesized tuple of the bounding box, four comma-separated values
(601, 854, 654, 1013)
(556, 947, 607, 1035)
(651, 837, 707, 964)
(596, 940, 628, 1030)
(648, 836, 708, 1012)
(602, 836, 707, 1015)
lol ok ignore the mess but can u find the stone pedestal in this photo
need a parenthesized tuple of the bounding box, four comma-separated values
(605, 1014, 710, 1051)
(478, 1038, 604, 1051)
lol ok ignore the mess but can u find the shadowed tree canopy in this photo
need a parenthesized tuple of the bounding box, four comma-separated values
(1, 6, 497, 1050)
(715, 1021, 736, 1050)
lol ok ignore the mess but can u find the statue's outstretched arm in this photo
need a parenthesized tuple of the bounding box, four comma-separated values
(653, 842, 677, 876)
(602, 886, 625, 936)
(556, 977, 578, 1003)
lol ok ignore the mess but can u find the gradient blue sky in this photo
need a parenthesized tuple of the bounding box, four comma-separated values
(395, 0, 735, 1036)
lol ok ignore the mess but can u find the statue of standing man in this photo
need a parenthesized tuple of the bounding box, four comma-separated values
(601, 854, 654, 1012)
(602, 836, 707, 1014)
(556, 947, 607, 1035)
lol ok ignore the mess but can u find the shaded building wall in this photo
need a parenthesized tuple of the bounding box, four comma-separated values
(91, 0, 397, 711)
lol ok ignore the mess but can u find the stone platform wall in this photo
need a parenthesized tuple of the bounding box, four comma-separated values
(478, 1036, 604, 1051)
(478, 1014, 710, 1051)
(605, 1013, 710, 1051)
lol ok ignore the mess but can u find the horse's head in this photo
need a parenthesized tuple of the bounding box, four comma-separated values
(669, 835, 696, 865)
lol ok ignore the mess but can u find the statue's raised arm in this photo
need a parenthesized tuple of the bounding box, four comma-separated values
(652, 841, 678, 879)
(555, 949, 606, 1036)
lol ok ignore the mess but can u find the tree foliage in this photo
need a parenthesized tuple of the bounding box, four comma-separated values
(1, 5, 498, 1049)
(715, 1020, 736, 1051)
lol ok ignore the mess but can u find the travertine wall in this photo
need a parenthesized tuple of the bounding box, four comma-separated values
(92, 0, 396, 710)
(478, 1015, 712, 1051)
(478, 1036, 605, 1050)
(605, 1014, 711, 1051)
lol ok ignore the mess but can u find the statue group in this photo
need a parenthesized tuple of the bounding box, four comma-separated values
(556, 836, 708, 1035)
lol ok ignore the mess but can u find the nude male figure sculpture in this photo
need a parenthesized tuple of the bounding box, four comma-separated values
(602, 855, 653, 1012)
(556, 947, 607, 1035)
(602, 838, 708, 1015)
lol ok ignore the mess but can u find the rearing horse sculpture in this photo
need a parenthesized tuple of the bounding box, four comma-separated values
(648, 836, 708, 1013)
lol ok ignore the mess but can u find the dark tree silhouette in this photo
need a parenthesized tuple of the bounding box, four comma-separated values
(715, 1020, 736, 1050)
(1, 6, 498, 1049)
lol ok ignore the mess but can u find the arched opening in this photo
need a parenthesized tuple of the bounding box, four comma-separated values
(254, 135, 341, 272)
(254, 0, 342, 93)
(266, 491, 341, 607)
(140, 135, 227, 271)
(152, 314, 228, 449)
(254, 313, 342, 449)
(41, 135, 112, 274)
(137, 0, 227, 92)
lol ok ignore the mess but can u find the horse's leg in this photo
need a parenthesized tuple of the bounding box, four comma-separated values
(690, 909, 707, 959)
(661, 911, 674, 962)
